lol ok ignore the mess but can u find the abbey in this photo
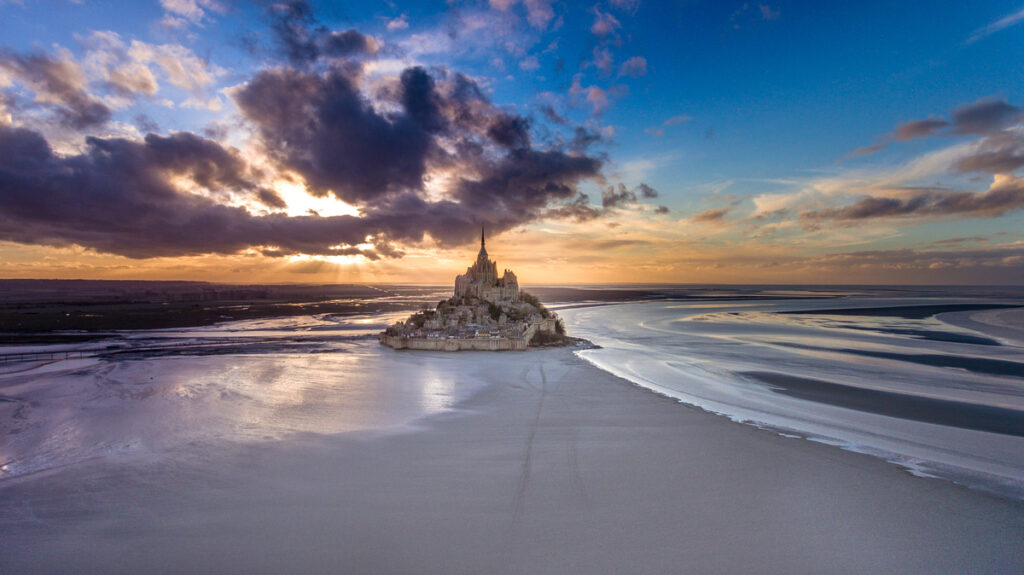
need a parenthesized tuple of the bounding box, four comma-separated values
(454, 227, 519, 304)
(379, 227, 565, 351)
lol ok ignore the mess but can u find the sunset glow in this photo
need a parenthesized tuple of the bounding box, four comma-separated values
(1, 1, 1022, 284)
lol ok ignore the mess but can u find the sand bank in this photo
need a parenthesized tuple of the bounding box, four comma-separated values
(2, 345, 1023, 574)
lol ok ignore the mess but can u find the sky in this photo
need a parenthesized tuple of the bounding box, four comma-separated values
(1, 0, 1023, 285)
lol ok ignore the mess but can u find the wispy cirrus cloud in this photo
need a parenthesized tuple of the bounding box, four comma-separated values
(966, 5, 1024, 44)
(644, 114, 691, 137)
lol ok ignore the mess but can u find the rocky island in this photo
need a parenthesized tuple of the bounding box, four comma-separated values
(379, 228, 566, 351)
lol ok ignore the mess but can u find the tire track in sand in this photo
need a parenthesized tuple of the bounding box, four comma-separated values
(512, 364, 547, 522)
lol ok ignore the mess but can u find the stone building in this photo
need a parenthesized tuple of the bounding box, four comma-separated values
(453, 226, 519, 303)
(379, 225, 562, 352)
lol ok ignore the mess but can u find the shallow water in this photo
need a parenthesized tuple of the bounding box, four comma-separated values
(0, 319, 481, 480)
(3, 291, 1024, 501)
(560, 297, 1024, 499)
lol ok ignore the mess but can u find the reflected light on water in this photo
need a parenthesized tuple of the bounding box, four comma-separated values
(419, 367, 458, 412)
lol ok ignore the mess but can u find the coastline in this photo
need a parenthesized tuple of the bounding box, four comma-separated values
(3, 343, 1022, 574)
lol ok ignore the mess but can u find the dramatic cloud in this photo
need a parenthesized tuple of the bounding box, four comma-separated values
(487, 113, 531, 150)
(231, 54, 612, 251)
(0, 123, 559, 258)
(235, 66, 434, 202)
(0, 125, 350, 258)
(0, 42, 613, 260)
(0, 3, 660, 262)
(268, 1, 377, 65)
(0, 48, 110, 128)
(798, 176, 1024, 225)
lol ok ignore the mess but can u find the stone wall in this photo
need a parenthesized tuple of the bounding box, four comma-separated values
(379, 334, 529, 351)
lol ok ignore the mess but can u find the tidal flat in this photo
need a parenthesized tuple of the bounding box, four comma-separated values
(2, 287, 1024, 573)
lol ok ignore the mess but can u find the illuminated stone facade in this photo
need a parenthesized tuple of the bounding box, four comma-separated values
(454, 227, 519, 303)
(379, 226, 561, 352)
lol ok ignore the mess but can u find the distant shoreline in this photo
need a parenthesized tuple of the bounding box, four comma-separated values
(3, 281, 1021, 342)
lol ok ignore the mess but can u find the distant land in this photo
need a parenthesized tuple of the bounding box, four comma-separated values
(0, 279, 661, 338)
(3, 279, 1022, 341)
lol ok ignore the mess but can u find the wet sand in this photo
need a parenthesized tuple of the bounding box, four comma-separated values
(2, 346, 1024, 574)
(745, 370, 1024, 437)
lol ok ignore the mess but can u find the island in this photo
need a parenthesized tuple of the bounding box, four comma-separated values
(379, 228, 567, 351)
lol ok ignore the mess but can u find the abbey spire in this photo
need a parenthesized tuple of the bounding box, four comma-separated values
(456, 226, 518, 303)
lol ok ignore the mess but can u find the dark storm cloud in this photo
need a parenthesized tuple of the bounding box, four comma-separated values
(0, 125, 378, 258)
(0, 49, 111, 129)
(455, 149, 602, 215)
(568, 126, 601, 152)
(235, 65, 433, 202)
(235, 60, 612, 246)
(799, 180, 1024, 224)
(268, 0, 320, 64)
(268, 0, 376, 65)
(1, 58, 609, 259)
(0, 5, 620, 260)
(400, 66, 446, 134)
(487, 114, 531, 150)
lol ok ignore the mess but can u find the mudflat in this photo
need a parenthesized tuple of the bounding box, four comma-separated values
(2, 345, 1023, 574)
